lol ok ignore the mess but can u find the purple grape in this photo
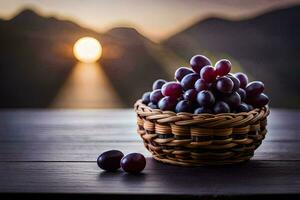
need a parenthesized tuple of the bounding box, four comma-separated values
(234, 73, 248, 89)
(216, 77, 234, 93)
(97, 150, 124, 171)
(158, 96, 177, 111)
(228, 75, 240, 92)
(180, 73, 199, 90)
(197, 90, 215, 107)
(148, 102, 158, 109)
(152, 79, 167, 90)
(237, 88, 246, 101)
(183, 89, 198, 102)
(213, 101, 230, 114)
(247, 93, 269, 108)
(215, 59, 231, 76)
(245, 81, 265, 97)
(161, 82, 183, 98)
(222, 92, 241, 108)
(175, 67, 194, 82)
(194, 107, 212, 114)
(200, 66, 217, 83)
(194, 79, 209, 92)
(141, 92, 151, 104)
(120, 153, 146, 174)
(236, 103, 250, 113)
(190, 55, 212, 73)
(150, 89, 164, 104)
(175, 100, 193, 113)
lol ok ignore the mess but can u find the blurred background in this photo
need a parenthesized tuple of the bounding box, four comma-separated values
(0, 0, 299, 109)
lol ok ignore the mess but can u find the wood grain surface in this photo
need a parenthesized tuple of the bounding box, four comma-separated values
(0, 109, 299, 199)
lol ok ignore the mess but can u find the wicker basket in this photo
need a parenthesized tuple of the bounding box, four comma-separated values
(134, 100, 270, 166)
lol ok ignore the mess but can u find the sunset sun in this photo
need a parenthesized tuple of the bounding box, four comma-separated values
(73, 37, 102, 63)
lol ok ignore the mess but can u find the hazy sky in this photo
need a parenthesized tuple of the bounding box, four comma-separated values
(0, 0, 299, 41)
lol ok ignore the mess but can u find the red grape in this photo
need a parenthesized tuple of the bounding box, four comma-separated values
(215, 59, 231, 76)
(161, 82, 183, 98)
(200, 66, 217, 83)
(213, 101, 230, 114)
(180, 73, 199, 90)
(183, 89, 198, 102)
(150, 89, 164, 104)
(97, 150, 124, 171)
(141, 92, 151, 104)
(245, 81, 265, 97)
(175, 67, 194, 82)
(197, 90, 215, 107)
(120, 153, 146, 174)
(175, 100, 193, 113)
(140, 55, 269, 114)
(190, 55, 211, 73)
(194, 107, 212, 114)
(216, 77, 234, 93)
(194, 79, 209, 92)
(158, 96, 177, 111)
(152, 79, 167, 90)
(234, 73, 248, 89)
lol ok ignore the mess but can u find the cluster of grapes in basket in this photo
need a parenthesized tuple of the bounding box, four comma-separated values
(141, 55, 269, 114)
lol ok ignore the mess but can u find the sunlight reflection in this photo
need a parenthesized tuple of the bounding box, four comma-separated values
(51, 62, 124, 108)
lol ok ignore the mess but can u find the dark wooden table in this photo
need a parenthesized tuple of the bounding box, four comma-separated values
(0, 109, 299, 199)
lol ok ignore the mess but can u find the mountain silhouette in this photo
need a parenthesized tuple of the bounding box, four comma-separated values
(1, 6, 300, 108)
(0, 9, 172, 107)
(164, 5, 300, 108)
(100, 27, 182, 106)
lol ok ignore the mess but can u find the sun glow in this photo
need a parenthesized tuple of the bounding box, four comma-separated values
(73, 37, 102, 63)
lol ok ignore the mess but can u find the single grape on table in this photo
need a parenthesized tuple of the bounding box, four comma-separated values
(120, 153, 146, 174)
(97, 150, 124, 171)
(140, 54, 269, 113)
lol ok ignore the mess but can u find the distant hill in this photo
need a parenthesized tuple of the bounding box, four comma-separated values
(0, 9, 98, 107)
(0, 9, 180, 107)
(100, 27, 184, 106)
(1, 6, 300, 108)
(164, 5, 300, 108)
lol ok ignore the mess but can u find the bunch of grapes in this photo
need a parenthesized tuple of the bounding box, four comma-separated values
(141, 55, 269, 114)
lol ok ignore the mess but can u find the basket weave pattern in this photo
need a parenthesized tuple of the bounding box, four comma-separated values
(135, 100, 270, 166)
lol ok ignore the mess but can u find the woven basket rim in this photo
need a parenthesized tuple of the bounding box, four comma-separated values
(135, 99, 269, 116)
(134, 99, 269, 127)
